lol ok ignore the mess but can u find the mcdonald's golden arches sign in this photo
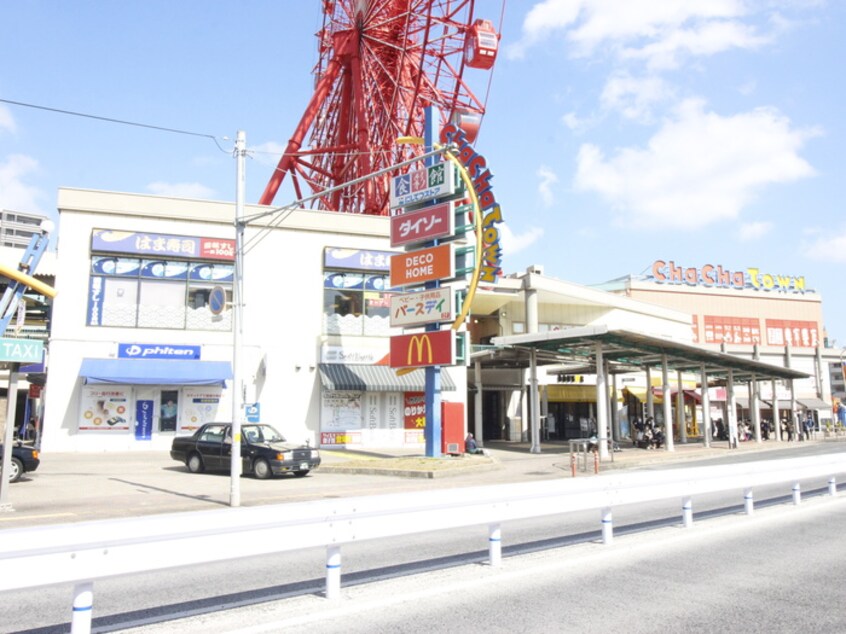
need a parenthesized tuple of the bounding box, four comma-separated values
(390, 330, 455, 368)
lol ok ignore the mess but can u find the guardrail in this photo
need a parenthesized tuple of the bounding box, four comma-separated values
(2, 453, 844, 633)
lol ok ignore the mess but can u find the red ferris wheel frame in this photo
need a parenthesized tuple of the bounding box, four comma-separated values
(259, 0, 498, 215)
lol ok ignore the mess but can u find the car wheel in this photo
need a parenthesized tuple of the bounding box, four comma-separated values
(253, 458, 272, 479)
(187, 453, 205, 474)
(294, 470, 309, 478)
(4, 457, 23, 483)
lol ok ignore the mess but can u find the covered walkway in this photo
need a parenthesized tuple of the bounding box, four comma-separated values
(484, 325, 809, 460)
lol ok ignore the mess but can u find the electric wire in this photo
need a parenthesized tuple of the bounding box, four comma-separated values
(0, 97, 230, 153)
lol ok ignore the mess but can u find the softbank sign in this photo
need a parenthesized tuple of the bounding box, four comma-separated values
(118, 343, 201, 360)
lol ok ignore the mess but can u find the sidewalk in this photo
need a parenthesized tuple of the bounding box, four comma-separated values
(1, 437, 842, 528)
(323, 435, 833, 473)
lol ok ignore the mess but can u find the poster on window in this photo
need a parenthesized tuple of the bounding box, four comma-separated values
(404, 393, 426, 429)
(179, 387, 223, 432)
(321, 391, 363, 431)
(79, 385, 131, 431)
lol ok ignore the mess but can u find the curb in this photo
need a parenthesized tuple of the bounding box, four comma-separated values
(320, 461, 504, 479)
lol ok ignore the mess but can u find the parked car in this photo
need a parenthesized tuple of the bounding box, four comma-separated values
(0, 443, 40, 483)
(170, 423, 320, 479)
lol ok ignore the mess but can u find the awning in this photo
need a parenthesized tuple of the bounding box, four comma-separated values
(80, 358, 233, 386)
(797, 397, 831, 410)
(622, 387, 647, 401)
(734, 397, 774, 409)
(546, 385, 597, 402)
(318, 364, 456, 392)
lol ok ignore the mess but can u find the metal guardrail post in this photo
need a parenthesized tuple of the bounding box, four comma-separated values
(743, 488, 754, 515)
(70, 581, 93, 634)
(325, 546, 341, 599)
(601, 507, 613, 545)
(488, 523, 502, 566)
(682, 496, 693, 528)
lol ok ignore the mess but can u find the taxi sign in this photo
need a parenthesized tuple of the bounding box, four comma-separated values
(0, 338, 43, 363)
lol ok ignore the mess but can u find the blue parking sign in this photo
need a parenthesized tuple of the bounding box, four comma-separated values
(245, 403, 260, 422)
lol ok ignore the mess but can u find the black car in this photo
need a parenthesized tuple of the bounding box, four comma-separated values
(170, 423, 320, 479)
(1, 443, 40, 483)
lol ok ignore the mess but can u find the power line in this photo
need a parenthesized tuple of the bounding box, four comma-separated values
(0, 97, 230, 153)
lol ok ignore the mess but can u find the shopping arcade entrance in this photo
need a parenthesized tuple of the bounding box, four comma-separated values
(479, 325, 809, 459)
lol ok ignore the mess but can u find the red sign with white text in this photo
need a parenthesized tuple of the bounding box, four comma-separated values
(765, 319, 819, 348)
(390, 202, 454, 247)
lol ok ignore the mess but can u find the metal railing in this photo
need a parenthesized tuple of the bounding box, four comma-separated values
(1, 453, 844, 633)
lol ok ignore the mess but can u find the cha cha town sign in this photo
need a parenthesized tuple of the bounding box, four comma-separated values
(650, 260, 809, 294)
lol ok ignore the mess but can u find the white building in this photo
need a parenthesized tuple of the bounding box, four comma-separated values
(43, 188, 464, 452)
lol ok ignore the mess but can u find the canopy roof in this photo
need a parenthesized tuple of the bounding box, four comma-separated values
(489, 325, 808, 383)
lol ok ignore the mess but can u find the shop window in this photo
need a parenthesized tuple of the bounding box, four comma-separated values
(322, 272, 393, 336)
(88, 256, 233, 331)
(160, 389, 179, 432)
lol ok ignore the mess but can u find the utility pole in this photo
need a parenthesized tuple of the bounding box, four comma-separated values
(230, 130, 246, 507)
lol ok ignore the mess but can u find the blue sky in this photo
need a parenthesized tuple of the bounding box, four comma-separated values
(1, 1, 844, 344)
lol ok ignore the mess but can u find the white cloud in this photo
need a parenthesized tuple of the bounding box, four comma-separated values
(802, 230, 846, 264)
(509, 0, 773, 68)
(738, 221, 772, 241)
(506, 0, 582, 58)
(500, 222, 544, 255)
(147, 181, 216, 199)
(738, 79, 757, 96)
(0, 104, 16, 134)
(250, 141, 288, 167)
(574, 99, 818, 230)
(537, 165, 559, 206)
(562, 111, 589, 132)
(600, 72, 673, 122)
(0, 154, 42, 211)
(620, 18, 771, 70)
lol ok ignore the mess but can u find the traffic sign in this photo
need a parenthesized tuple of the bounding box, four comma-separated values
(209, 285, 227, 316)
(245, 403, 261, 422)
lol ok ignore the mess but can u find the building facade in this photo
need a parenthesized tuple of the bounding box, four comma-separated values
(42, 188, 465, 452)
(596, 258, 838, 429)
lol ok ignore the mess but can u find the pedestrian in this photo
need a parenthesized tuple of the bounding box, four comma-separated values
(465, 433, 485, 455)
(803, 413, 814, 440)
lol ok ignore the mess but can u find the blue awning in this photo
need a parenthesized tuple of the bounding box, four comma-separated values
(80, 358, 232, 386)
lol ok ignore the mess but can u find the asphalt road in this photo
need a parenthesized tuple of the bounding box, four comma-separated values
(1, 441, 844, 633)
(189, 494, 845, 634)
